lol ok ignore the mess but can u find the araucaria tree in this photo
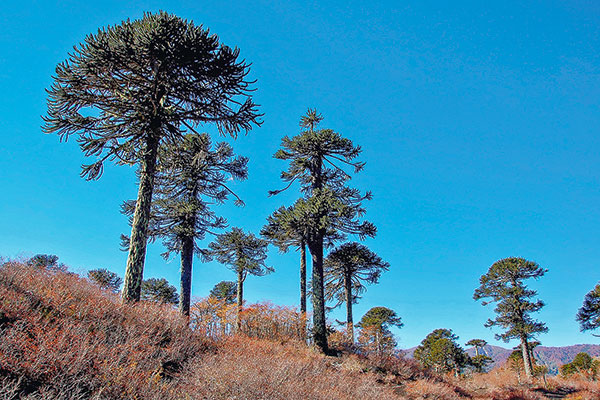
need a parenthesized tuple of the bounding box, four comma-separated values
(122, 133, 248, 317)
(324, 242, 389, 343)
(577, 283, 600, 335)
(356, 307, 403, 356)
(43, 11, 261, 303)
(208, 227, 272, 328)
(261, 202, 310, 319)
(209, 281, 237, 304)
(88, 268, 122, 292)
(414, 329, 470, 374)
(466, 339, 493, 372)
(474, 257, 548, 377)
(270, 109, 375, 353)
(261, 199, 341, 328)
(141, 277, 179, 304)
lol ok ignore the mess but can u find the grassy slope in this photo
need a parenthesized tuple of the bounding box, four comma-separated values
(1, 261, 599, 400)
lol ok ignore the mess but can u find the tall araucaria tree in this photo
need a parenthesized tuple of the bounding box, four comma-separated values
(577, 283, 600, 336)
(270, 109, 375, 353)
(324, 242, 389, 343)
(122, 133, 248, 317)
(474, 257, 548, 378)
(261, 199, 342, 326)
(43, 11, 261, 303)
(261, 202, 310, 318)
(207, 227, 273, 329)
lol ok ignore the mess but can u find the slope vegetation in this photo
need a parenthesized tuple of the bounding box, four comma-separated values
(1, 261, 599, 400)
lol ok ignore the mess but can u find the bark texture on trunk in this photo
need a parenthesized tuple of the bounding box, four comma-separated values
(521, 337, 533, 377)
(300, 241, 307, 314)
(345, 270, 354, 343)
(122, 136, 159, 303)
(236, 269, 244, 331)
(300, 241, 307, 339)
(309, 234, 328, 353)
(178, 236, 194, 318)
(309, 150, 328, 353)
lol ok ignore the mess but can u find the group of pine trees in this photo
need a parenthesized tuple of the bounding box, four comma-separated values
(40, 11, 600, 367)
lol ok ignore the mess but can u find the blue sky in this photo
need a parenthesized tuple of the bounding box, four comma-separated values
(1, 0, 599, 349)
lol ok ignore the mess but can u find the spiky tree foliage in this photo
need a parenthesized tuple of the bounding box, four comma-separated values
(261, 199, 342, 321)
(209, 281, 237, 304)
(577, 283, 600, 335)
(140, 277, 179, 304)
(27, 254, 67, 272)
(88, 268, 122, 292)
(356, 307, 403, 355)
(208, 228, 273, 328)
(473, 257, 548, 377)
(261, 202, 309, 318)
(324, 242, 389, 343)
(270, 109, 375, 353)
(43, 11, 261, 303)
(466, 339, 487, 356)
(507, 341, 546, 378)
(466, 339, 492, 372)
(122, 132, 248, 317)
(414, 329, 470, 374)
(561, 352, 599, 379)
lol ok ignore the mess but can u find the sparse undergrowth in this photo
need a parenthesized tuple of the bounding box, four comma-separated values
(1, 261, 598, 399)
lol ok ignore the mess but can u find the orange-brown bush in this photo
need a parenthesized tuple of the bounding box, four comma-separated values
(190, 297, 307, 342)
(0, 261, 400, 399)
(0, 261, 210, 399)
(3, 260, 599, 399)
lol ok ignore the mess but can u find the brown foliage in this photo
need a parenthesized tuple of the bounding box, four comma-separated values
(2, 261, 599, 400)
(0, 261, 209, 399)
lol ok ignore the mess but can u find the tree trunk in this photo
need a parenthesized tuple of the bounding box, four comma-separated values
(300, 240, 307, 339)
(179, 236, 194, 318)
(521, 336, 533, 377)
(122, 135, 159, 303)
(237, 269, 244, 331)
(345, 271, 354, 343)
(309, 233, 328, 353)
(308, 146, 328, 353)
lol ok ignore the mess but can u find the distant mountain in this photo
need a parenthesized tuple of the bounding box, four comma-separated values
(401, 344, 600, 375)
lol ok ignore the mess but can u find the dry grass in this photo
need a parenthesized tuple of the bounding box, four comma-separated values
(0, 261, 400, 399)
(2, 260, 600, 400)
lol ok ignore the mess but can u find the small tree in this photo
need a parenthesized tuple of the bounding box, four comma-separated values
(474, 257, 548, 378)
(27, 254, 67, 272)
(210, 281, 237, 304)
(560, 352, 599, 380)
(356, 307, 403, 356)
(577, 283, 600, 335)
(324, 242, 389, 343)
(414, 329, 470, 375)
(466, 339, 493, 372)
(43, 11, 261, 303)
(88, 268, 122, 292)
(208, 228, 272, 328)
(141, 278, 179, 304)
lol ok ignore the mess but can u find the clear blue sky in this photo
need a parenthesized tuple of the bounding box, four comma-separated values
(1, 0, 599, 349)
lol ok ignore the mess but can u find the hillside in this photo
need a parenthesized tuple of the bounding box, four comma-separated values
(1, 261, 600, 399)
(404, 344, 600, 374)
